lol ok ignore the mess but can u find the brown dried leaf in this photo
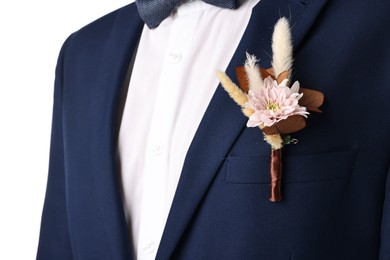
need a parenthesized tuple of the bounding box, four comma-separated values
(235, 67, 249, 93)
(262, 115, 307, 135)
(276, 70, 290, 84)
(235, 67, 291, 93)
(260, 68, 275, 80)
(299, 88, 325, 112)
(262, 125, 280, 135)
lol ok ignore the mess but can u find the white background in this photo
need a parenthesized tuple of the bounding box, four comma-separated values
(0, 1, 133, 259)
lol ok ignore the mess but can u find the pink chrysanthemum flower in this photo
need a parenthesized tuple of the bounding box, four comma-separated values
(246, 76, 309, 127)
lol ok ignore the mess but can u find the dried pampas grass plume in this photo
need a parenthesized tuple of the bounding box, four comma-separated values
(216, 71, 248, 106)
(271, 17, 293, 79)
(216, 71, 254, 117)
(244, 53, 263, 92)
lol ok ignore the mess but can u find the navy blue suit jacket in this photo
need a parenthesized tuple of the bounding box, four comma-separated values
(37, 0, 390, 259)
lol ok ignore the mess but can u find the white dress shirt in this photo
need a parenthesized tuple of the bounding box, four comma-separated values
(117, 0, 260, 259)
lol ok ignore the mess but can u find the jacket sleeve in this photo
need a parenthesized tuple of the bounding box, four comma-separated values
(36, 35, 74, 260)
(380, 168, 390, 259)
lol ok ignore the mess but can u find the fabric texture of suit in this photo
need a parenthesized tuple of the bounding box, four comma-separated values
(37, 0, 390, 259)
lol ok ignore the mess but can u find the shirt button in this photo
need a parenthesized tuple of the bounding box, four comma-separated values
(152, 143, 164, 155)
(142, 240, 156, 254)
(168, 52, 182, 64)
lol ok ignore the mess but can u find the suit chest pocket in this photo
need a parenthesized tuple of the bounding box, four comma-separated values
(226, 147, 358, 184)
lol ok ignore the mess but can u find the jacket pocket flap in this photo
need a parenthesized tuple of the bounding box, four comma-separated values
(226, 147, 358, 184)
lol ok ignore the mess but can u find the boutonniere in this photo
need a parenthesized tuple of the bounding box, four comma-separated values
(217, 17, 325, 202)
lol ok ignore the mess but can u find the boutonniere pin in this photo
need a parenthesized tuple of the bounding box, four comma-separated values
(217, 17, 324, 202)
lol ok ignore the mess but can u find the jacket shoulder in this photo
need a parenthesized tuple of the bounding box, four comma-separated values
(62, 3, 140, 57)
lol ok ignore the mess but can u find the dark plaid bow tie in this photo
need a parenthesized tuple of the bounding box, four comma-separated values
(136, 0, 240, 29)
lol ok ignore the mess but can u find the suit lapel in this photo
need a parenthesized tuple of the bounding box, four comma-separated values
(156, 0, 329, 258)
(89, 5, 143, 259)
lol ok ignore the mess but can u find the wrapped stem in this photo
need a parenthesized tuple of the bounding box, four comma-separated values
(269, 149, 282, 202)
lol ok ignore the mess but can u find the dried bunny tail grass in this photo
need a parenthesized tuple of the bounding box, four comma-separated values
(242, 107, 254, 118)
(244, 53, 263, 92)
(216, 70, 248, 106)
(271, 17, 293, 79)
(264, 133, 283, 150)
